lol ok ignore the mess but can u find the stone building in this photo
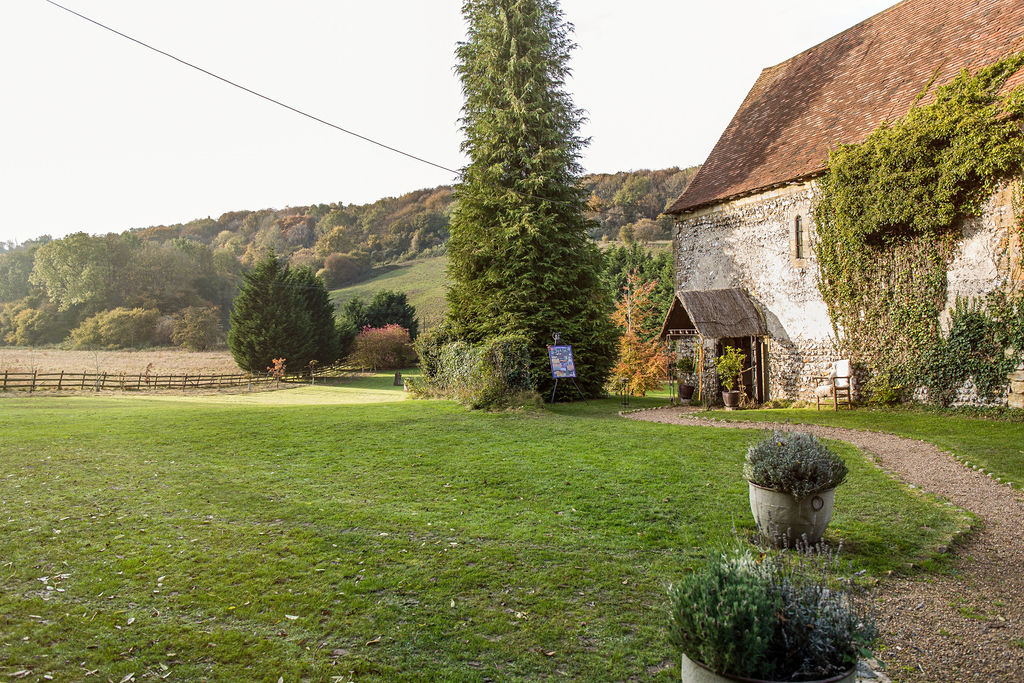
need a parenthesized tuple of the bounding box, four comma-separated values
(663, 0, 1024, 404)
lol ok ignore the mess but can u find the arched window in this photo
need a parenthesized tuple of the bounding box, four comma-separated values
(794, 215, 805, 259)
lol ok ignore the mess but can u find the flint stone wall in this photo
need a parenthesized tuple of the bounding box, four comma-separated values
(672, 180, 1020, 405)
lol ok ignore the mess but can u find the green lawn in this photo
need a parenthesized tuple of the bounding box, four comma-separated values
(330, 256, 448, 329)
(696, 406, 1024, 487)
(0, 383, 969, 681)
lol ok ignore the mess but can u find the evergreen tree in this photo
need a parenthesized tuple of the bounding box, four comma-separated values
(447, 0, 616, 396)
(340, 297, 369, 331)
(228, 254, 316, 373)
(287, 266, 342, 364)
(339, 290, 419, 339)
(366, 290, 419, 339)
(602, 243, 675, 336)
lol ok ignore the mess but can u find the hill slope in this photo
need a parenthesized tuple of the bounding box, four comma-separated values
(329, 256, 449, 329)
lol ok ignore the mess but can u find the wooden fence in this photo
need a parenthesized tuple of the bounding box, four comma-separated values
(0, 364, 351, 393)
(0, 370, 271, 392)
(0, 362, 360, 395)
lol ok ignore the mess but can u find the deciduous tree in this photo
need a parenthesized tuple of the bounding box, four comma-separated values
(608, 271, 670, 396)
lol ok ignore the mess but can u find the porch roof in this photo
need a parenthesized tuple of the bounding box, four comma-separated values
(659, 288, 767, 340)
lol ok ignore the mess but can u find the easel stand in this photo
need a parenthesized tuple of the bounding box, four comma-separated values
(550, 378, 588, 405)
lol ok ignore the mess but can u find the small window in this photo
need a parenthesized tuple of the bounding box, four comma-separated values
(794, 215, 805, 259)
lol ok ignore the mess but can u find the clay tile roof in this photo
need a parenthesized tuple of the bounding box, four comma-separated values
(667, 0, 1024, 215)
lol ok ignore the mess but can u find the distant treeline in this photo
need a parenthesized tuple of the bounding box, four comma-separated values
(0, 166, 695, 350)
(583, 166, 699, 242)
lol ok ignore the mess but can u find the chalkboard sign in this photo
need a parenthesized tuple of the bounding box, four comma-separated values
(547, 345, 577, 379)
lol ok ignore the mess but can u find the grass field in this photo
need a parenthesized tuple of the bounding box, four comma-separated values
(330, 256, 448, 329)
(0, 348, 241, 375)
(696, 406, 1024, 488)
(0, 378, 970, 681)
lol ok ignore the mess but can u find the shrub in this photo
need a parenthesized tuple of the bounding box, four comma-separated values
(414, 322, 456, 381)
(152, 314, 176, 346)
(348, 324, 415, 370)
(714, 346, 745, 391)
(918, 294, 1024, 406)
(410, 333, 536, 409)
(865, 370, 905, 406)
(68, 307, 160, 349)
(668, 547, 876, 681)
(431, 340, 477, 393)
(668, 551, 779, 679)
(2, 301, 79, 346)
(172, 306, 223, 351)
(769, 549, 877, 680)
(744, 431, 848, 499)
(675, 356, 695, 375)
(317, 252, 370, 289)
(759, 398, 794, 409)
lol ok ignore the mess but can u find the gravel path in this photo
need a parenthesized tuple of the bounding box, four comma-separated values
(624, 408, 1024, 683)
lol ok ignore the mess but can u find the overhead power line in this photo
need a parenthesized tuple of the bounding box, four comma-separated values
(42, 0, 460, 176)
(42, 0, 580, 210)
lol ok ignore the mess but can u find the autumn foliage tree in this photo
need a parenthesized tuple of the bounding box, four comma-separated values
(608, 271, 670, 396)
(349, 324, 416, 371)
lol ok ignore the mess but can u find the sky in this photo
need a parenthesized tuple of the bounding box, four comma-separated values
(0, 0, 897, 244)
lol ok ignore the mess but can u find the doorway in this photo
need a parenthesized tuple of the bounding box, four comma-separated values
(716, 337, 768, 403)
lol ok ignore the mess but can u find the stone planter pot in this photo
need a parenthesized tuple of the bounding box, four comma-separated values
(722, 390, 740, 409)
(681, 653, 855, 683)
(679, 384, 695, 401)
(748, 482, 835, 548)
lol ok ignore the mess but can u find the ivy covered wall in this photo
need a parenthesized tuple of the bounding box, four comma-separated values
(812, 53, 1024, 406)
(672, 54, 1024, 407)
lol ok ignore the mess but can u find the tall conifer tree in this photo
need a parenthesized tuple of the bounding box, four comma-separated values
(228, 254, 317, 373)
(447, 0, 616, 396)
(287, 266, 342, 365)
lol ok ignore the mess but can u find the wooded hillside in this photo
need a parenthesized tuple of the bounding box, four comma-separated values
(0, 166, 696, 350)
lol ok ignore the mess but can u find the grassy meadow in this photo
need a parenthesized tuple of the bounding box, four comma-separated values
(329, 256, 448, 330)
(0, 348, 242, 375)
(0, 375, 972, 681)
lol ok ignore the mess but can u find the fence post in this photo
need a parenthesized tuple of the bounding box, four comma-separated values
(80, 372, 86, 390)
(31, 370, 37, 392)
(182, 374, 188, 391)
(58, 370, 64, 391)
(3, 370, 7, 391)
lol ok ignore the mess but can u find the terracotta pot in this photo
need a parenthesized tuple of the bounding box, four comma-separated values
(748, 482, 835, 548)
(679, 384, 695, 400)
(722, 390, 740, 408)
(681, 653, 855, 682)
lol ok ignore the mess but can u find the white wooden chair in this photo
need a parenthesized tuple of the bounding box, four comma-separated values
(814, 359, 853, 410)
